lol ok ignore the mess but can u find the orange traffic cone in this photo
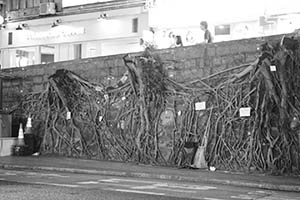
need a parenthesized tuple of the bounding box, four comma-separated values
(17, 123, 25, 146)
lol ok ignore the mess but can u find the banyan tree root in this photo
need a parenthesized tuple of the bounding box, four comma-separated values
(22, 38, 300, 174)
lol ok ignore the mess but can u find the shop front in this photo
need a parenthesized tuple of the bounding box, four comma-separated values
(0, 7, 148, 68)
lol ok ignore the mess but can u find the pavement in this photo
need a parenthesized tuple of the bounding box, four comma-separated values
(0, 155, 299, 193)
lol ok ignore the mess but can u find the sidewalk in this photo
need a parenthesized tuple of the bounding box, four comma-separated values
(0, 155, 299, 192)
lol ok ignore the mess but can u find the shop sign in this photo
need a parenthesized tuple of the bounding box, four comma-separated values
(26, 27, 85, 40)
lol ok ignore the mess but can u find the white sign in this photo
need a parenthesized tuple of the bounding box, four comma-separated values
(119, 120, 125, 130)
(0, 15, 4, 25)
(270, 65, 277, 71)
(99, 116, 103, 122)
(120, 74, 128, 83)
(195, 102, 206, 111)
(66, 111, 71, 120)
(178, 111, 182, 116)
(239, 107, 251, 117)
(27, 27, 85, 40)
(95, 86, 102, 92)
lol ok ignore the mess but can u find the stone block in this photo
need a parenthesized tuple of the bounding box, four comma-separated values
(216, 45, 232, 56)
(203, 57, 212, 67)
(32, 84, 44, 92)
(160, 52, 175, 60)
(238, 43, 259, 54)
(184, 46, 206, 59)
(33, 76, 43, 84)
(11, 81, 20, 86)
(202, 67, 213, 77)
(245, 53, 258, 63)
(213, 57, 222, 66)
(195, 58, 204, 68)
(206, 46, 216, 57)
(2, 81, 11, 87)
(221, 56, 234, 66)
(34, 67, 45, 76)
(184, 59, 196, 68)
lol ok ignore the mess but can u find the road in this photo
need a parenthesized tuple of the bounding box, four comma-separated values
(0, 168, 299, 200)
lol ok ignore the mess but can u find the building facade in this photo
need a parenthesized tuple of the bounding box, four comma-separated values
(0, 0, 149, 68)
(1, 0, 300, 69)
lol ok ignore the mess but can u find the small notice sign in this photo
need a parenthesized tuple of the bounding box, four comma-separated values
(177, 111, 182, 116)
(99, 116, 103, 122)
(270, 65, 277, 72)
(66, 111, 71, 120)
(239, 107, 251, 117)
(95, 86, 102, 92)
(195, 102, 206, 111)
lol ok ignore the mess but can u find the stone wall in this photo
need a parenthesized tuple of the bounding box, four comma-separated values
(0, 34, 287, 111)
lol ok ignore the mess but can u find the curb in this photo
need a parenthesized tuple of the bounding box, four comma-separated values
(0, 164, 299, 192)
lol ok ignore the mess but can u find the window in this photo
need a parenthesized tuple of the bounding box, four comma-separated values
(10, 0, 19, 10)
(33, 0, 40, 7)
(8, 0, 40, 11)
(132, 18, 138, 33)
(41, 45, 55, 64)
(215, 24, 230, 35)
(74, 44, 82, 59)
(16, 50, 29, 67)
(26, 0, 34, 8)
(8, 32, 13, 45)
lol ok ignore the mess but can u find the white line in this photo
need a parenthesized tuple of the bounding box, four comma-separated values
(203, 198, 224, 200)
(0, 178, 6, 181)
(99, 178, 158, 184)
(27, 172, 69, 178)
(34, 182, 79, 188)
(97, 182, 135, 188)
(113, 189, 165, 196)
(131, 185, 197, 193)
(161, 183, 217, 190)
(77, 181, 99, 185)
(5, 172, 17, 176)
(99, 178, 216, 190)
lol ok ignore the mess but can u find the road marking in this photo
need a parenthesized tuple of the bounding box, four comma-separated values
(131, 184, 197, 193)
(34, 182, 79, 188)
(4, 172, 17, 176)
(203, 198, 224, 200)
(27, 172, 69, 178)
(133, 183, 199, 192)
(99, 178, 216, 190)
(160, 183, 217, 190)
(99, 178, 157, 184)
(113, 189, 165, 196)
(0, 178, 6, 181)
(77, 181, 99, 185)
(99, 178, 215, 193)
(98, 182, 135, 188)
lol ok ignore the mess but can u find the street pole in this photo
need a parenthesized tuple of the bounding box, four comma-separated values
(0, 78, 2, 110)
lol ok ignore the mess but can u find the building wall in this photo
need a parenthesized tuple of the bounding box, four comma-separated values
(0, 33, 287, 110)
(0, 7, 148, 68)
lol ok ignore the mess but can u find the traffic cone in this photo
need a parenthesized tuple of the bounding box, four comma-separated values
(191, 146, 208, 169)
(24, 116, 35, 155)
(17, 123, 25, 146)
(24, 117, 32, 134)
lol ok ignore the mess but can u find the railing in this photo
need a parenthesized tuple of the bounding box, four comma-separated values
(6, 0, 147, 22)
(64, 0, 147, 14)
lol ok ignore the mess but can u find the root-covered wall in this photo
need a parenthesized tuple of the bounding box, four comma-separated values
(1, 34, 300, 174)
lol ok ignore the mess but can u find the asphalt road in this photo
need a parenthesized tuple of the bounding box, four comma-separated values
(0, 168, 299, 200)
